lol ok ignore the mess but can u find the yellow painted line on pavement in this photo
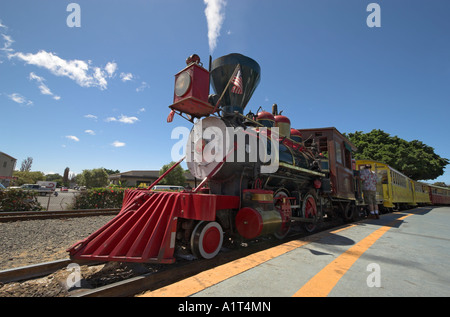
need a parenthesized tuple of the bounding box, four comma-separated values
(139, 224, 356, 297)
(293, 213, 413, 297)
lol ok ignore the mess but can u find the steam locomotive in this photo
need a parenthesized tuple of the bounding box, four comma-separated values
(68, 53, 361, 264)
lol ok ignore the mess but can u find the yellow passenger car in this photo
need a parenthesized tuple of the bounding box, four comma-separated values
(355, 160, 415, 210)
(412, 181, 431, 205)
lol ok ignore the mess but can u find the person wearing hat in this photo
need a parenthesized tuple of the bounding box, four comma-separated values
(360, 164, 379, 219)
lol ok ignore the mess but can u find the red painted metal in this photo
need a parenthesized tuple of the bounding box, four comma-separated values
(170, 63, 213, 117)
(235, 207, 263, 239)
(67, 190, 239, 263)
(303, 194, 317, 219)
(202, 226, 221, 254)
(274, 115, 290, 124)
(190, 221, 224, 259)
(273, 191, 292, 238)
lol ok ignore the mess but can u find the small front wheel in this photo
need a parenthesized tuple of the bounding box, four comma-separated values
(190, 221, 223, 259)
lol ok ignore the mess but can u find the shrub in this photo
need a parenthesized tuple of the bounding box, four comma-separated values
(0, 189, 43, 212)
(71, 187, 126, 210)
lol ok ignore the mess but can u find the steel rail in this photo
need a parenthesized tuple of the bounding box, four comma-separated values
(71, 221, 350, 297)
(0, 208, 120, 222)
(0, 213, 364, 296)
(71, 241, 282, 297)
(0, 259, 72, 284)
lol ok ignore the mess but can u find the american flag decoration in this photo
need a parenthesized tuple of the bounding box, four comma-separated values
(231, 65, 243, 94)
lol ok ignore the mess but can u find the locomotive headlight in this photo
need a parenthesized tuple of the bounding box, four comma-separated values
(175, 71, 191, 97)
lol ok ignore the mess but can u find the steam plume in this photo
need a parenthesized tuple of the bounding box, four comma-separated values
(204, 0, 226, 53)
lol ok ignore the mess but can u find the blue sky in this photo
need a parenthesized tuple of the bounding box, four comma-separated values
(1, 0, 449, 184)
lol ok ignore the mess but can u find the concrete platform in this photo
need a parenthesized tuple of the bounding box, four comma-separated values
(141, 206, 450, 297)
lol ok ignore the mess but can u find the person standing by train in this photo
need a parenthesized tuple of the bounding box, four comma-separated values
(360, 164, 379, 219)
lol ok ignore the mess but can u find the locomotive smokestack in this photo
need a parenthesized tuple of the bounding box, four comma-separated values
(210, 53, 261, 114)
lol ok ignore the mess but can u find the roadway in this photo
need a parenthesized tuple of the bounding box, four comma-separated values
(141, 206, 450, 297)
(36, 190, 78, 211)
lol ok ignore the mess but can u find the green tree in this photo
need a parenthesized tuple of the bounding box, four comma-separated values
(12, 171, 45, 186)
(433, 182, 450, 188)
(345, 129, 449, 181)
(77, 168, 109, 188)
(63, 167, 70, 187)
(103, 168, 120, 175)
(159, 162, 186, 186)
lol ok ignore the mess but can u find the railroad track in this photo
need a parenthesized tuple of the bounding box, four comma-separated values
(0, 208, 120, 222)
(0, 214, 360, 297)
(0, 259, 72, 284)
(0, 237, 288, 296)
(73, 218, 354, 297)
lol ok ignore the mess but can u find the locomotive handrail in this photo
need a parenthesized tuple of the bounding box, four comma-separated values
(212, 64, 241, 113)
(192, 145, 238, 193)
(278, 162, 326, 177)
(146, 156, 186, 190)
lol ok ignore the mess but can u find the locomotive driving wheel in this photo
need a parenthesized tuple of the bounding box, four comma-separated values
(302, 191, 318, 233)
(190, 221, 224, 259)
(273, 190, 292, 239)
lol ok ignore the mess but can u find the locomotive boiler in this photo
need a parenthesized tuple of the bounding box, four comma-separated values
(68, 53, 335, 264)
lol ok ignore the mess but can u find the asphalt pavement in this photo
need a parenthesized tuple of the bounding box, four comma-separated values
(142, 206, 450, 297)
(36, 190, 78, 211)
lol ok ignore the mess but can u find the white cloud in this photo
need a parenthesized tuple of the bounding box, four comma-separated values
(119, 115, 139, 124)
(93, 67, 107, 89)
(136, 81, 149, 92)
(112, 140, 126, 147)
(29, 72, 60, 100)
(105, 116, 117, 122)
(2, 22, 143, 93)
(204, 0, 227, 53)
(138, 107, 146, 113)
(66, 135, 80, 142)
(8, 93, 33, 106)
(84, 114, 98, 120)
(84, 129, 95, 135)
(10, 50, 110, 90)
(120, 72, 133, 82)
(1, 34, 14, 52)
(105, 114, 139, 124)
(0, 23, 13, 63)
(105, 62, 117, 78)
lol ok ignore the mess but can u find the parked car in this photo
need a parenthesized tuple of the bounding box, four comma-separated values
(60, 187, 68, 192)
(10, 184, 53, 196)
(151, 185, 185, 192)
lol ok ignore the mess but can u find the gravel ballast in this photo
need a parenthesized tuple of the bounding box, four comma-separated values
(0, 215, 170, 297)
(0, 215, 115, 271)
